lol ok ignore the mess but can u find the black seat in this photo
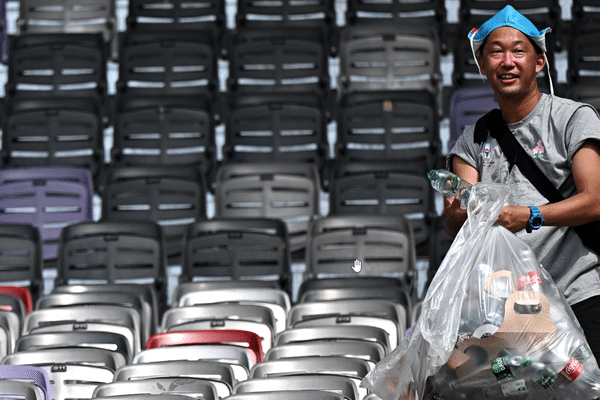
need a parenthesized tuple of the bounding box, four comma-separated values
(345, 0, 448, 54)
(101, 165, 206, 262)
(214, 162, 320, 259)
(224, 93, 329, 177)
(0, 224, 43, 303)
(2, 98, 105, 183)
(112, 96, 216, 186)
(180, 218, 292, 294)
(54, 220, 166, 328)
(336, 90, 440, 175)
(6, 33, 107, 116)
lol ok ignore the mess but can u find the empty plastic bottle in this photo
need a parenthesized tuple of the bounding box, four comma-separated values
(427, 169, 472, 207)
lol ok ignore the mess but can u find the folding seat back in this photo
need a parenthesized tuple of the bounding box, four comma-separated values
(6, 33, 107, 104)
(572, 0, 600, 35)
(0, 365, 51, 400)
(329, 166, 434, 249)
(146, 329, 264, 363)
(112, 97, 216, 181)
(568, 31, 600, 86)
(338, 29, 441, 96)
(22, 305, 141, 355)
(55, 220, 166, 326)
(102, 166, 206, 260)
(224, 93, 328, 171)
(0, 224, 43, 302)
(2, 98, 104, 180)
(0, 167, 94, 261)
(448, 86, 498, 151)
(114, 360, 236, 399)
(92, 378, 218, 400)
(127, 0, 226, 38)
(236, 0, 335, 30)
(287, 298, 406, 348)
(175, 286, 290, 333)
(17, 0, 116, 44)
(1, 346, 127, 371)
(228, 35, 329, 96)
(249, 356, 371, 380)
(14, 330, 133, 363)
(273, 325, 392, 353)
(162, 304, 276, 352)
(345, 0, 447, 53)
(38, 364, 114, 400)
(118, 31, 218, 103)
(226, 392, 345, 400)
(134, 345, 252, 381)
(336, 91, 439, 173)
(214, 162, 320, 257)
(264, 340, 385, 368)
(232, 375, 360, 400)
(0, 379, 42, 400)
(180, 218, 291, 291)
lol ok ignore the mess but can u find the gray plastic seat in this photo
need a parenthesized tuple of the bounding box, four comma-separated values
(250, 356, 371, 379)
(233, 375, 359, 400)
(274, 325, 392, 354)
(255, 340, 386, 369)
(36, 364, 114, 400)
(22, 305, 141, 356)
(0, 310, 20, 356)
(287, 299, 406, 349)
(35, 291, 149, 345)
(114, 360, 236, 399)
(175, 286, 290, 333)
(92, 378, 218, 400)
(0, 379, 42, 400)
(133, 345, 251, 381)
(162, 304, 276, 352)
(14, 330, 133, 364)
(214, 162, 321, 257)
(1, 346, 127, 371)
(225, 391, 346, 400)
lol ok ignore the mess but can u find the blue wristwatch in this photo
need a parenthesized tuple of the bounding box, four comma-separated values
(526, 206, 544, 233)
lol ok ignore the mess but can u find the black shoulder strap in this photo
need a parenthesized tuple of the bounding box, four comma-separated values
(474, 109, 564, 204)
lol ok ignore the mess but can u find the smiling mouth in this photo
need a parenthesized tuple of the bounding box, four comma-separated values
(499, 74, 518, 81)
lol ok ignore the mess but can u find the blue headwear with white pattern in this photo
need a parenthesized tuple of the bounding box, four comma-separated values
(467, 5, 553, 94)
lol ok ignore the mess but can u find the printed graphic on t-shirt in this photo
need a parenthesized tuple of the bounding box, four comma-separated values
(483, 142, 493, 167)
(532, 140, 545, 159)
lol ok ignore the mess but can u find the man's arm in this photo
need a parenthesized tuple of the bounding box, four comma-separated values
(495, 141, 600, 232)
(442, 156, 480, 238)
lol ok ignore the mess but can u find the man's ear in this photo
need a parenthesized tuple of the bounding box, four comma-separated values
(535, 53, 546, 74)
(477, 54, 486, 74)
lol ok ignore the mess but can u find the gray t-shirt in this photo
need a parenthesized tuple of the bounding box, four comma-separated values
(448, 93, 600, 305)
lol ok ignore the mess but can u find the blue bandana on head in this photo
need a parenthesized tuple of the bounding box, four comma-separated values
(467, 5, 554, 94)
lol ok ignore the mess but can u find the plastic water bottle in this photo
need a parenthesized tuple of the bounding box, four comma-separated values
(427, 169, 472, 208)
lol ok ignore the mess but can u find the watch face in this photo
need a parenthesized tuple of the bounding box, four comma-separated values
(532, 217, 542, 227)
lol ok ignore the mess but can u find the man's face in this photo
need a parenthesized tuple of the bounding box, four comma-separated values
(477, 26, 545, 100)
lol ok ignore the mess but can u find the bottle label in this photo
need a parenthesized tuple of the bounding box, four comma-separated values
(501, 379, 528, 396)
(575, 344, 592, 362)
(517, 271, 542, 289)
(535, 368, 557, 390)
(560, 358, 584, 382)
(491, 356, 515, 383)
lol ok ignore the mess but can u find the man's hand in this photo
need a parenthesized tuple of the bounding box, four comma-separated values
(494, 205, 530, 233)
(442, 196, 468, 238)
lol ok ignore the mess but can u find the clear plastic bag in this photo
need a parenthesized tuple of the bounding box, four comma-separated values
(361, 182, 600, 399)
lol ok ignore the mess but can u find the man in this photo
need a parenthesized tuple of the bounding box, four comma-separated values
(446, 5, 600, 362)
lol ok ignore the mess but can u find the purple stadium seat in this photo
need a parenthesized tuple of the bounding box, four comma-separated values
(448, 86, 498, 152)
(0, 166, 94, 260)
(0, 365, 52, 400)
